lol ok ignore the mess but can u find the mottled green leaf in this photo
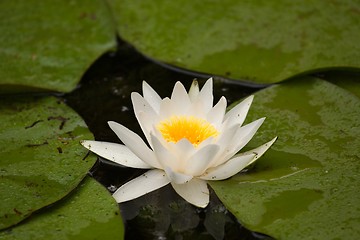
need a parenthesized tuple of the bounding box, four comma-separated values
(0, 0, 116, 93)
(209, 78, 360, 239)
(320, 71, 360, 98)
(0, 96, 96, 229)
(0, 177, 124, 240)
(110, 0, 360, 85)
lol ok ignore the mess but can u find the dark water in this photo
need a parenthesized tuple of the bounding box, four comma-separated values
(65, 40, 273, 240)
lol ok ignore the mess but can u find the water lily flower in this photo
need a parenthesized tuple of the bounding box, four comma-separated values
(81, 78, 277, 208)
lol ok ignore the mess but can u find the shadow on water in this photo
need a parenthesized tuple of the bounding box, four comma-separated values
(65, 39, 273, 240)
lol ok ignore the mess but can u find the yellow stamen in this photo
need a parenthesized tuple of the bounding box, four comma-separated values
(157, 115, 219, 146)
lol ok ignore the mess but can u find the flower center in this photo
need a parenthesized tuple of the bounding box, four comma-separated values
(157, 115, 219, 146)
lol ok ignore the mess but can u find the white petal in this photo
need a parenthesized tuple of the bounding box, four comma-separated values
(230, 118, 265, 152)
(158, 97, 174, 119)
(197, 136, 217, 148)
(131, 92, 157, 118)
(150, 133, 178, 170)
(201, 137, 278, 181)
(189, 98, 206, 119)
(213, 118, 265, 167)
(131, 92, 158, 143)
(200, 153, 255, 180)
(239, 136, 278, 166)
(188, 79, 200, 102)
(168, 138, 196, 161)
(213, 124, 239, 151)
(206, 96, 227, 128)
(80, 140, 151, 169)
(136, 111, 159, 148)
(171, 178, 209, 208)
(142, 81, 162, 113)
(185, 144, 220, 176)
(224, 95, 254, 128)
(198, 78, 213, 113)
(171, 81, 191, 114)
(151, 126, 171, 147)
(164, 166, 193, 184)
(113, 169, 170, 202)
(108, 121, 161, 168)
(204, 124, 239, 167)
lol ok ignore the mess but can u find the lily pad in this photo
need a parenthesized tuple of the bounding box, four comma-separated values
(110, 0, 360, 85)
(0, 0, 116, 93)
(319, 71, 360, 98)
(0, 177, 124, 240)
(0, 96, 96, 230)
(209, 78, 360, 239)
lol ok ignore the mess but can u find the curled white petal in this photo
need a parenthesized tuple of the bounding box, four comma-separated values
(80, 140, 151, 169)
(113, 169, 170, 203)
(171, 178, 209, 208)
(200, 154, 255, 180)
(224, 95, 254, 128)
(108, 121, 161, 169)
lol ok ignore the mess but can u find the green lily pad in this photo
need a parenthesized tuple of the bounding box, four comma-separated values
(0, 96, 96, 230)
(0, 177, 124, 240)
(319, 71, 360, 98)
(110, 0, 360, 85)
(0, 0, 116, 93)
(209, 78, 360, 239)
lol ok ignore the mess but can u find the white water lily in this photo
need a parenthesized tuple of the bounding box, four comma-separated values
(81, 78, 276, 208)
